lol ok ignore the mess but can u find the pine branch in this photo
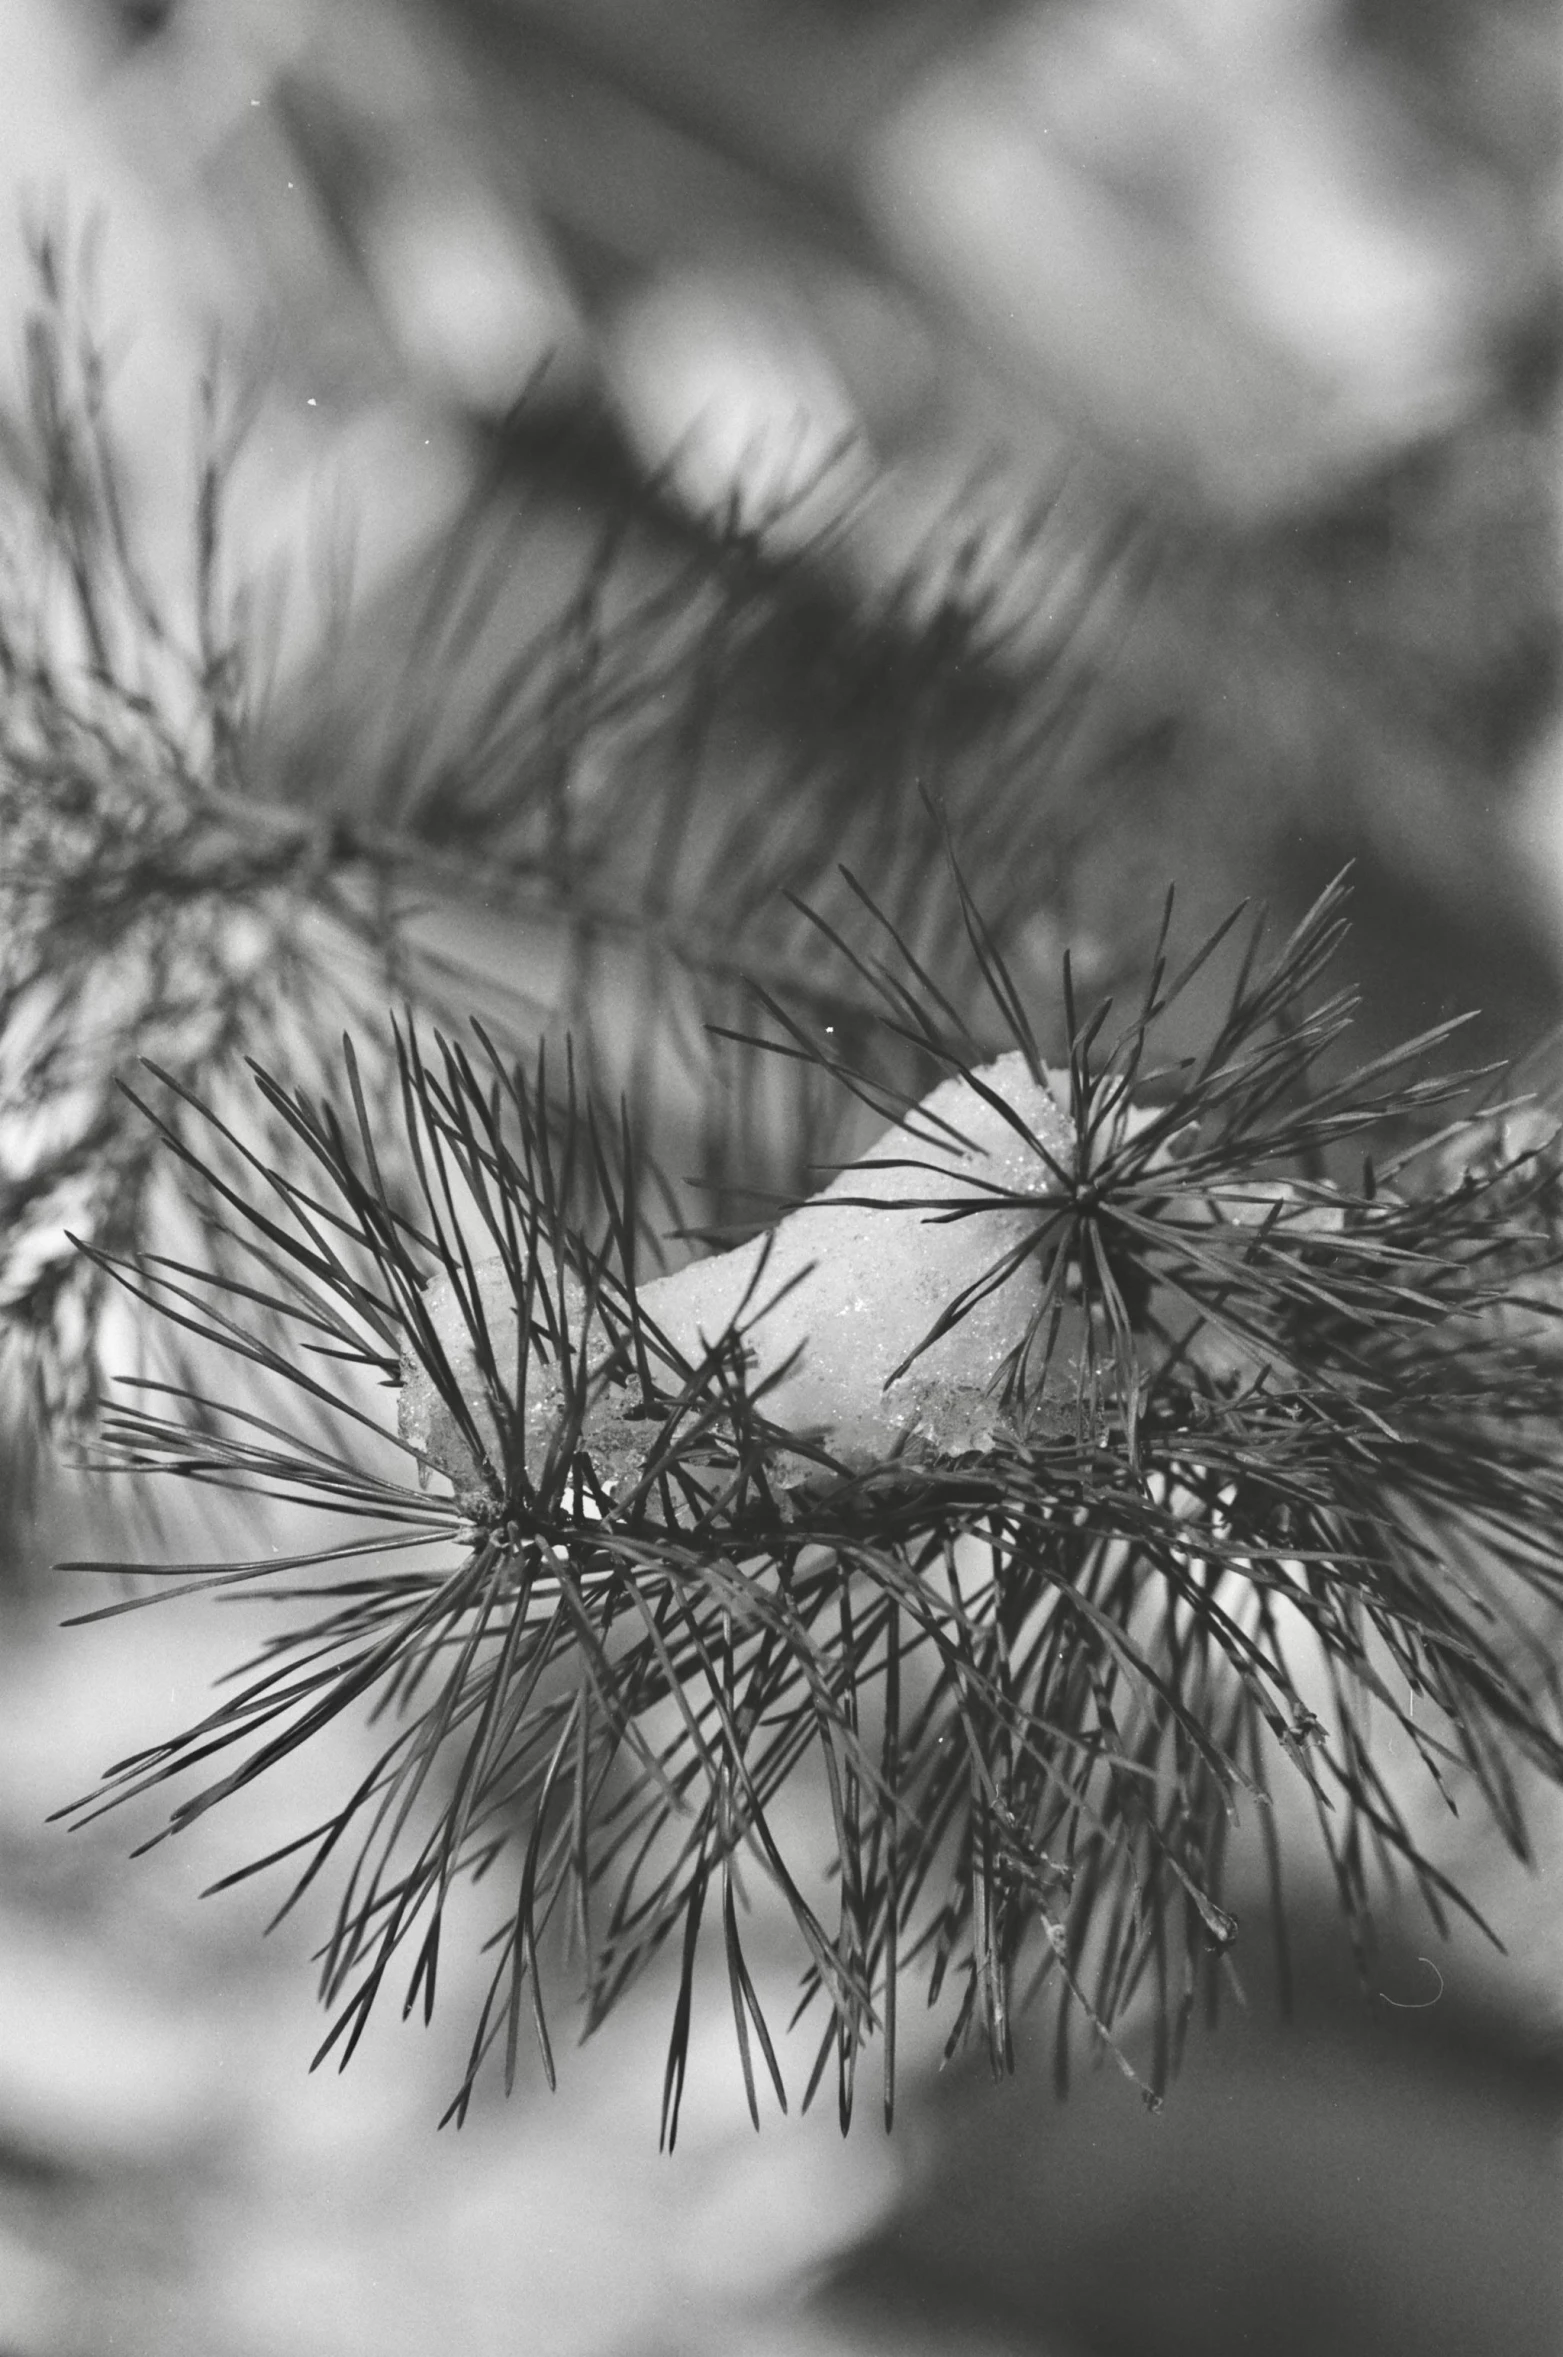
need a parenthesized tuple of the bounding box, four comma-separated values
(15, 224, 1563, 2143)
(53, 861, 1563, 2139)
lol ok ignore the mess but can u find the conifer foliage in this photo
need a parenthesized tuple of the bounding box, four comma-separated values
(9, 243, 1563, 2143)
(56, 873, 1563, 2140)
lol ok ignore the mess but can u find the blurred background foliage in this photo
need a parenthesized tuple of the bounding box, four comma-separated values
(0, 0, 1560, 2350)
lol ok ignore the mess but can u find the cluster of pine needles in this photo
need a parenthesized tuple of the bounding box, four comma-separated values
(9, 232, 1563, 2146)
(54, 867, 1563, 2144)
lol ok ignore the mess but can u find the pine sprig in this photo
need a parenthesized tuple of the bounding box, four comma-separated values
(55, 864, 1563, 2140)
